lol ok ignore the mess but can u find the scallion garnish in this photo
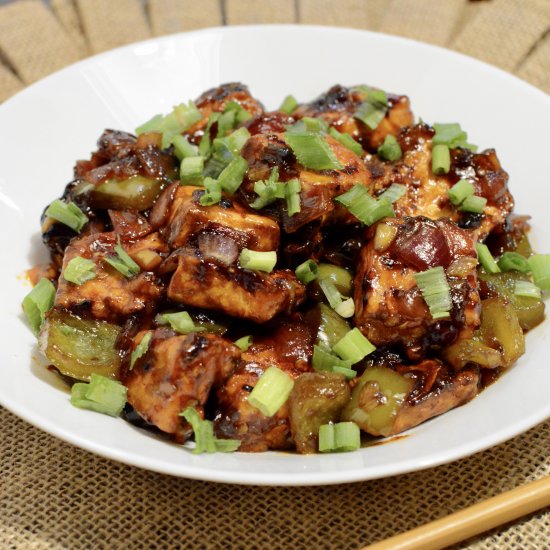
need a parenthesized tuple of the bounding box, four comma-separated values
(224, 100, 253, 124)
(295, 259, 319, 284)
(284, 132, 343, 171)
(335, 297, 355, 318)
(497, 252, 531, 274)
(335, 184, 395, 226)
(217, 156, 248, 195)
(249, 168, 285, 209)
(238, 249, 277, 272)
(71, 374, 127, 417)
(285, 178, 302, 216)
(63, 256, 96, 285)
(328, 127, 363, 157)
(247, 367, 294, 417)
(156, 311, 206, 334)
(45, 199, 89, 233)
(313, 345, 352, 371)
(527, 254, 550, 290)
(377, 134, 402, 161)
(432, 144, 451, 175)
(514, 280, 542, 299)
(319, 422, 360, 453)
(432, 122, 476, 151)
(180, 156, 204, 185)
(286, 117, 328, 135)
(234, 335, 252, 352)
(204, 127, 251, 179)
(130, 331, 152, 370)
(476, 243, 501, 274)
(104, 238, 140, 278)
(279, 94, 298, 115)
(448, 179, 475, 206)
(413, 266, 452, 319)
(198, 112, 220, 156)
(460, 195, 487, 214)
(354, 88, 388, 130)
(172, 134, 199, 161)
(216, 110, 236, 138)
(179, 407, 240, 453)
(199, 178, 222, 206)
(378, 183, 406, 204)
(22, 278, 56, 335)
(332, 328, 376, 364)
(319, 279, 343, 310)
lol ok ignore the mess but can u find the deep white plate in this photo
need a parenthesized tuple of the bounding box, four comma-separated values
(1, 25, 549, 486)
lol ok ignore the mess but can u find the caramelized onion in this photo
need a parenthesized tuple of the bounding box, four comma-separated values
(198, 232, 239, 265)
(392, 218, 451, 270)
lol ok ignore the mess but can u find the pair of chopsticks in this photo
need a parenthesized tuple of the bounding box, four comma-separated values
(362, 476, 550, 550)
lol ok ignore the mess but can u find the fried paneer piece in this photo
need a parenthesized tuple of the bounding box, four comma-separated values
(214, 320, 312, 451)
(370, 124, 514, 240)
(125, 329, 241, 440)
(167, 248, 305, 323)
(55, 232, 164, 322)
(165, 185, 279, 251)
(240, 132, 370, 232)
(354, 216, 480, 358)
(293, 84, 414, 151)
(391, 362, 480, 435)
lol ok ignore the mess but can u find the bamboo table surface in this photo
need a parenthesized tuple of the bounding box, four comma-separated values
(0, 1, 549, 549)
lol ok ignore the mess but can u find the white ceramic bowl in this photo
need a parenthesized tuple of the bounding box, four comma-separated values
(1, 25, 549, 485)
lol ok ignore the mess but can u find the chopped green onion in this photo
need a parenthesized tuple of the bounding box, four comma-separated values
(377, 135, 402, 161)
(476, 243, 501, 274)
(335, 184, 395, 226)
(514, 280, 542, 299)
(71, 374, 127, 417)
(199, 178, 222, 206)
(217, 156, 248, 195)
(179, 156, 204, 185)
(334, 297, 355, 319)
(448, 179, 475, 206)
(354, 88, 388, 130)
(172, 134, 198, 161)
(333, 328, 376, 364)
(460, 195, 487, 214)
(319, 422, 360, 453)
(249, 169, 285, 209)
(528, 254, 550, 290)
(378, 183, 406, 204)
(130, 331, 152, 370)
(328, 127, 363, 157)
(285, 178, 302, 216)
(286, 117, 328, 135)
(234, 335, 252, 352)
(104, 238, 140, 278)
(216, 110, 236, 138)
(179, 407, 240, 453)
(312, 345, 353, 372)
(223, 100, 253, 124)
(135, 114, 163, 135)
(156, 311, 205, 334)
(45, 199, 89, 233)
(319, 279, 343, 310)
(414, 266, 452, 319)
(284, 132, 343, 171)
(63, 256, 96, 285)
(22, 278, 56, 335)
(247, 366, 294, 417)
(497, 252, 531, 274)
(198, 112, 220, 156)
(432, 122, 476, 150)
(332, 365, 357, 379)
(295, 259, 319, 284)
(432, 144, 451, 175)
(279, 94, 298, 115)
(239, 248, 277, 272)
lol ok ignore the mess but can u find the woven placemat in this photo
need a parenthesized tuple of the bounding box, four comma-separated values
(0, 1, 549, 548)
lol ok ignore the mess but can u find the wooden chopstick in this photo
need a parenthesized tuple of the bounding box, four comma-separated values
(362, 476, 550, 550)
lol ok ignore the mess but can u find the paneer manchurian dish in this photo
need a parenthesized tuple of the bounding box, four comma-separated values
(25, 82, 549, 455)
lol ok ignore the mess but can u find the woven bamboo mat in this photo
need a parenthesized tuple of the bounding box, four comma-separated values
(1, 1, 549, 548)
